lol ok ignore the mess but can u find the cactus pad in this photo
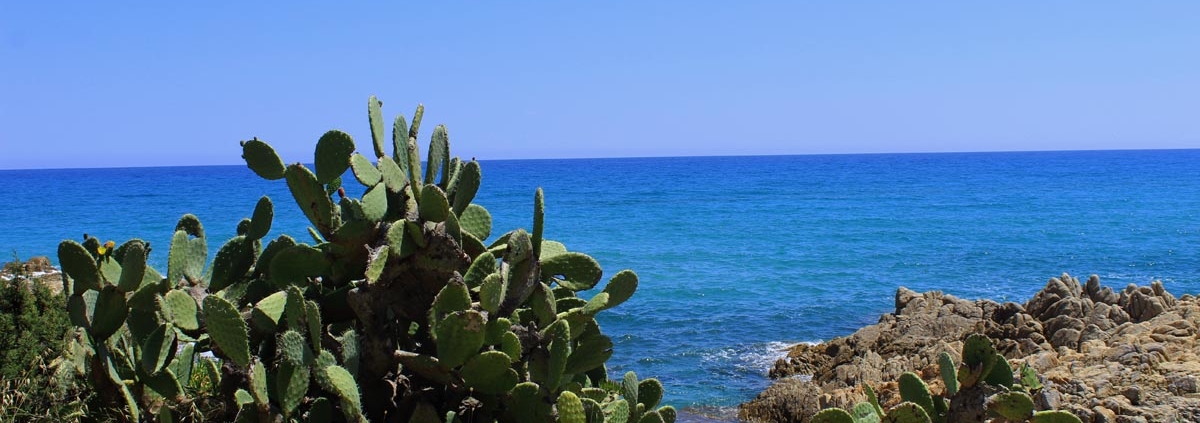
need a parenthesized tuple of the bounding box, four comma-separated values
(89, 284, 128, 341)
(463, 251, 496, 288)
(451, 160, 481, 215)
(882, 402, 930, 423)
(241, 138, 286, 180)
(247, 196, 274, 241)
(937, 351, 957, 396)
(368, 95, 386, 158)
(604, 399, 630, 423)
(987, 391, 1034, 421)
(556, 391, 586, 423)
(435, 310, 486, 368)
(542, 252, 603, 291)
(377, 156, 407, 193)
(419, 184, 451, 222)
(203, 295, 250, 367)
(539, 240, 568, 260)
(162, 289, 199, 331)
(811, 409, 856, 423)
(324, 365, 365, 422)
(116, 240, 147, 292)
(251, 291, 287, 332)
(532, 188, 545, 258)
(984, 352, 1014, 388)
(285, 164, 337, 234)
(897, 372, 934, 418)
(365, 245, 389, 284)
(361, 182, 388, 222)
(638, 378, 664, 411)
(141, 322, 177, 375)
(1030, 411, 1084, 423)
(460, 351, 518, 394)
(425, 124, 449, 185)
(277, 361, 310, 418)
(59, 240, 101, 293)
(249, 359, 268, 407)
(314, 129, 355, 184)
(350, 154, 381, 188)
(209, 235, 254, 292)
(459, 203, 492, 241)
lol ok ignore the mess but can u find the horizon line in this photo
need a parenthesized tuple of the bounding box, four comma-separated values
(2, 146, 1197, 172)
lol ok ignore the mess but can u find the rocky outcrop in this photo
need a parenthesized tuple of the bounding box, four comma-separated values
(739, 274, 1200, 423)
(0, 256, 63, 292)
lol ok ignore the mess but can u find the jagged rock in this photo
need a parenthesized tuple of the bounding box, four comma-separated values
(739, 274, 1200, 423)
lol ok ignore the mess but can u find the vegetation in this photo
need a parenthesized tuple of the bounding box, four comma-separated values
(55, 96, 670, 422)
(810, 333, 1081, 423)
(0, 254, 90, 421)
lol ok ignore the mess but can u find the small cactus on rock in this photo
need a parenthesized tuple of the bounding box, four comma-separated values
(811, 333, 1081, 423)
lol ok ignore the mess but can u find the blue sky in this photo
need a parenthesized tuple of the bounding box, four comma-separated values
(2, 2, 1198, 169)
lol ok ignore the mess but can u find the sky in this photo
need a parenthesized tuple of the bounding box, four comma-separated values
(1, 2, 1198, 169)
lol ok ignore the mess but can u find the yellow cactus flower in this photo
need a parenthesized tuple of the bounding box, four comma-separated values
(98, 240, 115, 255)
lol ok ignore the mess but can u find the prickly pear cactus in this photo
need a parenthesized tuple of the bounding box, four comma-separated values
(60, 96, 660, 423)
(811, 333, 1082, 423)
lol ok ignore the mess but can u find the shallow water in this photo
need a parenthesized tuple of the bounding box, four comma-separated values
(3, 149, 1198, 410)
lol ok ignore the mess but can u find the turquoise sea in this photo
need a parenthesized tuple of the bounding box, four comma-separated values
(3, 150, 1199, 417)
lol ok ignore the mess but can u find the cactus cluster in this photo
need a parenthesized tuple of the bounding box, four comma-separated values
(810, 334, 1080, 423)
(58, 96, 662, 422)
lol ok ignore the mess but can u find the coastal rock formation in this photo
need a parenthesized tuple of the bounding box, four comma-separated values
(740, 274, 1200, 423)
(0, 256, 63, 292)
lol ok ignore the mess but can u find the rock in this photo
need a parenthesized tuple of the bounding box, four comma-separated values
(24, 256, 53, 272)
(741, 274, 1200, 423)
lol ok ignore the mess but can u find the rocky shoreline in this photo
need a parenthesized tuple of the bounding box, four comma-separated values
(739, 274, 1200, 423)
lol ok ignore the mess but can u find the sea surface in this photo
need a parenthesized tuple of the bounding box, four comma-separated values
(3, 150, 1199, 419)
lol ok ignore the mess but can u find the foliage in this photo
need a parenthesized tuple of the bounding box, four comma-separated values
(0, 253, 72, 378)
(58, 96, 665, 422)
(0, 254, 89, 422)
(810, 333, 1081, 423)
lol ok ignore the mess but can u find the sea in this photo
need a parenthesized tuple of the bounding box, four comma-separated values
(2, 150, 1199, 420)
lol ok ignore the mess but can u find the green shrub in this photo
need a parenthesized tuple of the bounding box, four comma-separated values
(0, 254, 89, 422)
(0, 254, 71, 378)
